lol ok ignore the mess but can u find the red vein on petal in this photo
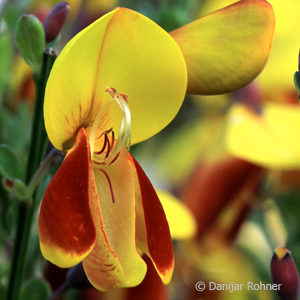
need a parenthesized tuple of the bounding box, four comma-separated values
(98, 168, 115, 203)
(109, 152, 120, 166)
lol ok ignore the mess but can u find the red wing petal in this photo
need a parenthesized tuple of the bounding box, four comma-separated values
(39, 128, 96, 267)
(130, 155, 174, 284)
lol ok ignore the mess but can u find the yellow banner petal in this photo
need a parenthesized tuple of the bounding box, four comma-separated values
(44, 8, 187, 150)
(170, 0, 275, 95)
(226, 104, 300, 169)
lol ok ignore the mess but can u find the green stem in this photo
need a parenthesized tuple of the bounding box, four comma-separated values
(6, 49, 56, 300)
(26, 148, 59, 197)
(26, 49, 56, 184)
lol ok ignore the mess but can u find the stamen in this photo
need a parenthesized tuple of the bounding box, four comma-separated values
(105, 87, 131, 165)
(104, 134, 111, 159)
(98, 169, 115, 203)
(111, 131, 115, 149)
(94, 134, 108, 155)
(94, 161, 106, 165)
(96, 128, 113, 140)
(109, 152, 120, 166)
(89, 102, 112, 156)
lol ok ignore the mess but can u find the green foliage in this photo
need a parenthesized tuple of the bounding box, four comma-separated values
(20, 279, 51, 300)
(157, 7, 189, 31)
(0, 31, 13, 105)
(0, 145, 24, 181)
(2, 3, 24, 30)
(275, 190, 300, 266)
(0, 104, 31, 159)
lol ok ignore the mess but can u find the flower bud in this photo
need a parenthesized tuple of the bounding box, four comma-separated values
(294, 72, 300, 94)
(43, 2, 69, 43)
(15, 14, 45, 73)
(13, 179, 28, 200)
(2, 178, 28, 200)
(294, 50, 300, 97)
(2, 178, 14, 192)
(271, 247, 300, 300)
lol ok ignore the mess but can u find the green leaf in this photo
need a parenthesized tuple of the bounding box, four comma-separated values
(20, 278, 51, 300)
(15, 14, 45, 73)
(0, 145, 24, 180)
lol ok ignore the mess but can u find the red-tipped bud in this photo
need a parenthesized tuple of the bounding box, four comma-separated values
(271, 247, 300, 300)
(43, 1, 69, 43)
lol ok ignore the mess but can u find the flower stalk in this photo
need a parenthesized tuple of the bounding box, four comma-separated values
(6, 49, 56, 300)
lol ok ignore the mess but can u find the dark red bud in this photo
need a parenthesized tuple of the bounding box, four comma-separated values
(43, 1, 69, 43)
(271, 247, 300, 300)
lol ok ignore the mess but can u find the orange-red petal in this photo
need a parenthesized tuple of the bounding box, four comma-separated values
(39, 128, 96, 268)
(129, 155, 174, 284)
(182, 157, 262, 239)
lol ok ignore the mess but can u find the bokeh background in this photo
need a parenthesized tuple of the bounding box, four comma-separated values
(0, 0, 300, 299)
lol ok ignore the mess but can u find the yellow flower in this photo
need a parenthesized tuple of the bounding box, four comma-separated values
(199, 0, 300, 95)
(39, 7, 187, 290)
(38, 1, 275, 291)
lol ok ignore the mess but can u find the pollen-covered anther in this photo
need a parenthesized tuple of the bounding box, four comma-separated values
(119, 93, 128, 102)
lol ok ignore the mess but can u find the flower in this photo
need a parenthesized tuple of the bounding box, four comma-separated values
(198, 0, 300, 169)
(197, 0, 300, 97)
(38, 1, 275, 291)
(38, 7, 187, 291)
(170, 0, 275, 95)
